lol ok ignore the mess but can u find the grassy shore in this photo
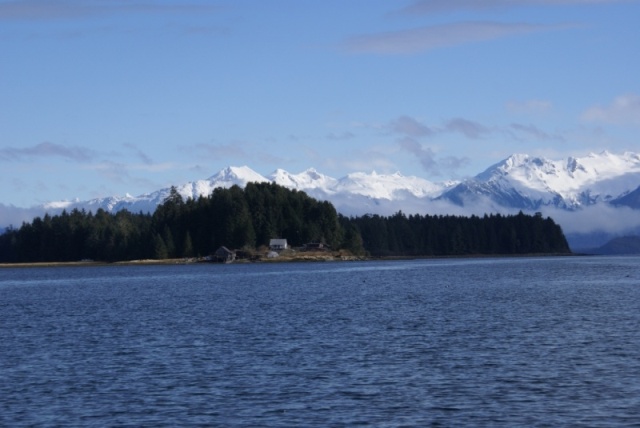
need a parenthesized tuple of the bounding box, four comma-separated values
(0, 257, 214, 269)
(0, 250, 579, 269)
(0, 250, 366, 268)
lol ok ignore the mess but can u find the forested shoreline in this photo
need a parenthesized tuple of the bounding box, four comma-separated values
(0, 182, 570, 263)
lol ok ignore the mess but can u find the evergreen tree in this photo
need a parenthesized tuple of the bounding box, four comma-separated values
(162, 226, 176, 258)
(182, 232, 194, 258)
(153, 234, 168, 260)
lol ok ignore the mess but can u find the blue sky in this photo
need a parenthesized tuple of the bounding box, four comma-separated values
(1, 0, 639, 208)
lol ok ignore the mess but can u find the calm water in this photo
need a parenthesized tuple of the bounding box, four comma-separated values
(1, 256, 640, 427)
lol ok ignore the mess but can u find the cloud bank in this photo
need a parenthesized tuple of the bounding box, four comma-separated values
(541, 204, 640, 240)
(0, 203, 49, 228)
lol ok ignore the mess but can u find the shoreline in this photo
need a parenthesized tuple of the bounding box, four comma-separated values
(0, 251, 580, 269)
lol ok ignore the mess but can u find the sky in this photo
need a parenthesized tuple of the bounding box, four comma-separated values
(1, 0, 639, 209)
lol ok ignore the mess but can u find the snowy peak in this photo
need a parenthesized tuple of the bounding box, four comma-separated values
(165, 166, 269, 204)
(479, 154, 557, 181)
(25, 150, 640, 225)
(502, 153, 536, 170)
(207, 165, 269, 186)
(443, 151, 640, 209)
(480, 151, 640, 187)
(268, 168, 445, 199)
(334, 171, 448, 200)
(576, 151, 640, 179)
(269, 168, 338, 190)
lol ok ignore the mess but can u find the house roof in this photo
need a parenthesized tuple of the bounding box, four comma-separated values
(215, 246, 234, 255)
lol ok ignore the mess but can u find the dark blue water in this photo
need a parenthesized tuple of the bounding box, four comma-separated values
(1, 256, 640, 427)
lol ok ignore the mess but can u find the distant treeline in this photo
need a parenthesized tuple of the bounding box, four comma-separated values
(346, 211, 570, 256)
(0, 182, 570, 263)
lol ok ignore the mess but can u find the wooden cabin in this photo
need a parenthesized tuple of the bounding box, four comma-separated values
(304, 242, 328, 251)
(213, 246, 236, 263)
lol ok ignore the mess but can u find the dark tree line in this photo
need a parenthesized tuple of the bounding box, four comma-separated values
(0, 183, 570, 263)
(0, 183, 342, 263)
(343, 210, 570, 256)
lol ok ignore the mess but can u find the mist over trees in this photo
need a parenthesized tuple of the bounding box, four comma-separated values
(0, 183, 570, 263)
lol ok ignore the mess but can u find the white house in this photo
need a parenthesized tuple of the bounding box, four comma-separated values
(269, 238, 288, 251)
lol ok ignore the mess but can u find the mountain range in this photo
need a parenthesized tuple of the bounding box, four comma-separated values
(6, 151, 640, 251)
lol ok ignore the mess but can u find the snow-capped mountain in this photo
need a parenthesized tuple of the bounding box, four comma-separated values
(42, 166, 452, 217)
(269, 168, 337, 191)
(33, 151, 640, 219)
(5, 151, 640, 250)
(43, 166, 271, 215)
(209, 165, 270, 187)
(332, 171, 451, 200)
(440, 151, 640, 210)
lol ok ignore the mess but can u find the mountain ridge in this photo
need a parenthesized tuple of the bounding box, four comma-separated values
(39, 151, 640, 214)
(5, 151, 640, 250)
(439, 151, 640, 210)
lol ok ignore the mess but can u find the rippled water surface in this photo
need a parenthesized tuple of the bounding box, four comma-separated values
(2, 256, 640, 426)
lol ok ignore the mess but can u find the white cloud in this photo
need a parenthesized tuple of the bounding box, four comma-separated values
(542, 204, 640, 235)
(343, 21, 559, 55)
(0, 203, 47, 228)
(582, 94, 640, 126)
